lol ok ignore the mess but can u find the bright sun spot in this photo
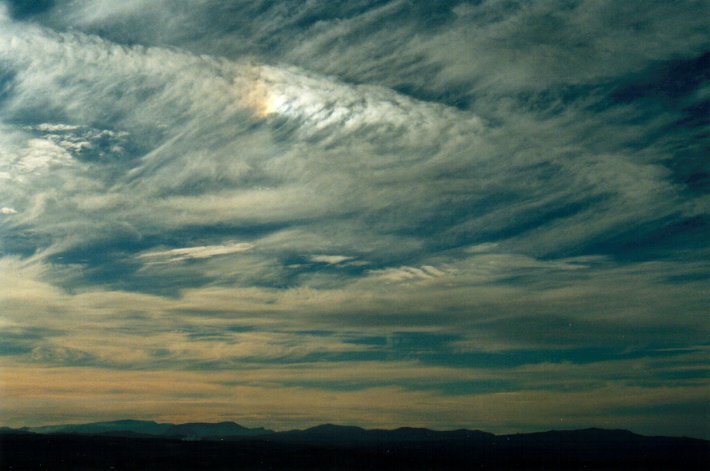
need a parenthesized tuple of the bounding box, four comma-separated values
(243, 79, 276, 118)
(233, 65, 283, 119)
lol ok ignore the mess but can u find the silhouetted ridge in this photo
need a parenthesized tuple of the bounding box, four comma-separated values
(29, 420, 172, 436)
(267, 423, 496, 446)
(302, 424, 367, 436)
(0, 426, 32, 435)
(255, 424, 709, 470)
(2, 426, 707, 470)
(164, 421, 271, 438)
(25, 419, 271, 438)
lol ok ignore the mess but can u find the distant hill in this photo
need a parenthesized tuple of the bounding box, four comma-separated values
(26, 419, 272, 438)
(163, 421, 272, 439)
(268, 423, 494, 445)
(0, 426, 32, 435)
(28, 419, 172, 436)
(1, 425, 707, 470)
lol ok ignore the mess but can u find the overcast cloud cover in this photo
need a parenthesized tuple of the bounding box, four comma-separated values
(0, 0, 708, 437)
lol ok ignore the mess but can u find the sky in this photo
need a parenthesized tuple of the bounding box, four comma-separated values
(0, 0, 708, 438)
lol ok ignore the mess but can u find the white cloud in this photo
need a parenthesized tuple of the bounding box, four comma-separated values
(0, 14, 692, 262)
(276, 0, 710, 97)
(16, 139, 74, 173)
(34, 123, 82, 132)
(138, 242, 254, 262)
(309, 255, 353, 265)
(242, 63, 483, 144)
(370, 265, 448, 283)
(465, 243, 499, 254)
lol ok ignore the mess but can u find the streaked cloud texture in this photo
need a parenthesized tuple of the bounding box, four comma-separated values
(0, 0, 708, 437)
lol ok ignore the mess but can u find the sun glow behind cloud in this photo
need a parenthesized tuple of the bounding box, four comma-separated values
(239, 69, 278, 119)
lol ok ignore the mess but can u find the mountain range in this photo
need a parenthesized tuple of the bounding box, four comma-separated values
(22, 419, 271, 440)
(1, 421, 708, 470)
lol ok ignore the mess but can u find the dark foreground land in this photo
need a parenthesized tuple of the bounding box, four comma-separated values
(1, 427, 708, 470)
